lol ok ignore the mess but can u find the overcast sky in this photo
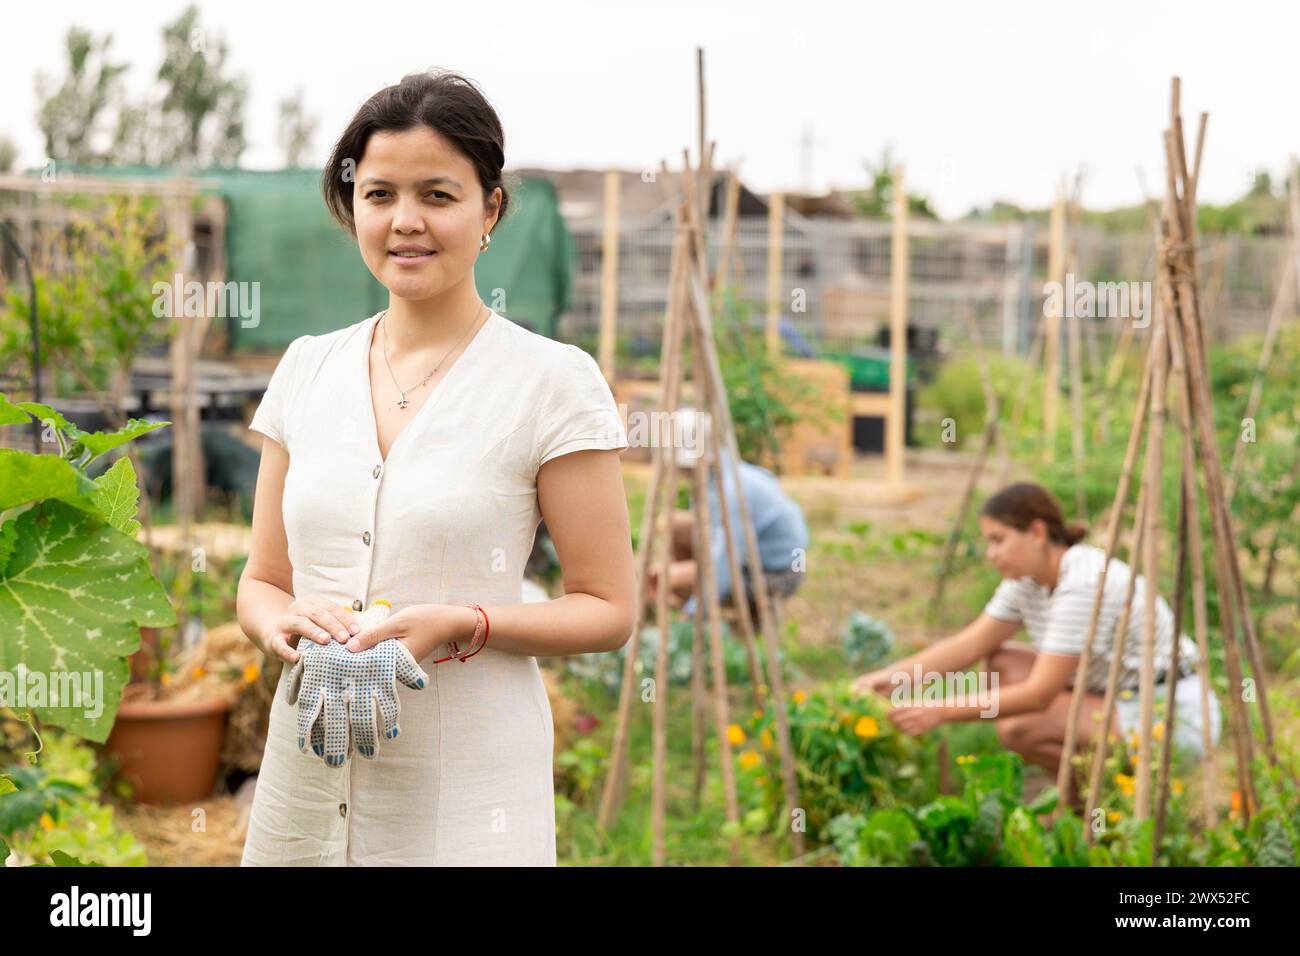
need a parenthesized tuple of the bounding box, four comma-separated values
(4, 0, 1297, 219)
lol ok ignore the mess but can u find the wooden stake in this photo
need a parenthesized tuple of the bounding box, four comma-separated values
(887, 167, 909, 488)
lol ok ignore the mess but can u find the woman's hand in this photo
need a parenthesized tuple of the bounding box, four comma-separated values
(851, 667, 898, 698)
(261, 595, 362, 663)
(889, 704, 948, 736)
(345, 603, 477, 662)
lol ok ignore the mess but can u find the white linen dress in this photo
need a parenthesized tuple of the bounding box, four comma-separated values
(240, 308, 628, 866)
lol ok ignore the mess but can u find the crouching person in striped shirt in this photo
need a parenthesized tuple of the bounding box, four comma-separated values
(852, 481, 1222, 812)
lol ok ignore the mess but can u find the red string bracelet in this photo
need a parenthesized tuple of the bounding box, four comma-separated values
(430, 604, 490, 664)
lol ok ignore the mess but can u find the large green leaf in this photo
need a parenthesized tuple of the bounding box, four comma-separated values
(69, 418, 169, 464)
(0, 449, 99, 513)
(91, 456, 143, 537)
(0, 500, 175, 741)
(15, 403, 86, 442)
(13, 404, 167, 466)
(0, 394, 32, 426)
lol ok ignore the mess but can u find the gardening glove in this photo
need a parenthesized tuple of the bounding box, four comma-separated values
(284, 601, 429, 766)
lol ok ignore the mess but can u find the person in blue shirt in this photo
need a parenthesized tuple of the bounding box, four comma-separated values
(645, 409, 809, 623)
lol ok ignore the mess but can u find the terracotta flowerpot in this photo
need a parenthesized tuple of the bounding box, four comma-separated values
(104, 686, 232, 805)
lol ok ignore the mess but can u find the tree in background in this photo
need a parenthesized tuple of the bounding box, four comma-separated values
(851, 146, 939, 221)
(0, 134, 17, 173)
(277, 89, 319, 168)
(157, 4, 248, 168)
(33, 6, 252, 171)
(34, 27, 129, 166)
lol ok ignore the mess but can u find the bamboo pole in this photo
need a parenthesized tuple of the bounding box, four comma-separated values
(1043, 194, 1066, 460)
(766, 191, 784, 355)
(685, 266, 805, 856)
(1082, 479, 1151, 833)
(1056, 328, 1156, 814)
(1065, 245, 1089, 522)
(932, 305, 1004, 606)
(714, 165, 742, 291)
(650, 225, 691, 866)
(1161, 115, 1277, 785)
(689, 316, 742, 866)
(598, 170, 621, 381)
(887, 167, 908, 488)
(596, 220, 689, 832)
(1135, 261, 1169, 823)
(1225, 180, 1298, 501)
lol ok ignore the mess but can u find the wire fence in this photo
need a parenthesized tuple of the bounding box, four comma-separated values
(558, 211, 1295, 363)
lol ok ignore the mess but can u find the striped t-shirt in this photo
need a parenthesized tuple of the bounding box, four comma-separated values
(982, 543, 1199, 694)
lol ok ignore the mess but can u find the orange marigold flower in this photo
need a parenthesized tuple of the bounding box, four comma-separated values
(727, 723, 746, 746)
(738, 750, 761, 771)
(854, 716, 880, 739)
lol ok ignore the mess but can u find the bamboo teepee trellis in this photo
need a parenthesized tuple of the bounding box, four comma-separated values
(594, 49, 805, 865)
(1056, 79, 1285, 858)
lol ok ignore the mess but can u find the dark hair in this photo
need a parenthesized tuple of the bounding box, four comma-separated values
(979, 482, 1088, 546)
(321, 70, 511, 236)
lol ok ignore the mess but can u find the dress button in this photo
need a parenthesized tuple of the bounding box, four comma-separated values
(352, 599, 363, 611)
(372, 465, 382, 479)
(362, 531, 371, 545)
(339, 802, 347, 818)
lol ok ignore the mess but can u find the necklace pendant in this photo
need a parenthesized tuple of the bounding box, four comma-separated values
(397, 397, 410, 409)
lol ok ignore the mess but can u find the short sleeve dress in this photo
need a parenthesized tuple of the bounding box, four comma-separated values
(239, 308, 629, 866)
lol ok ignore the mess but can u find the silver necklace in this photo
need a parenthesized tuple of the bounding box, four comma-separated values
(379, 303, 486, 410)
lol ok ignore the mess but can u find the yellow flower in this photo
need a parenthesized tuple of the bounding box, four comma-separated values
(760, 729, 774, 751)
(1108, 811, 1122, 824)
(727, 723, 746, 746)
(854, 716, 880, 739)
(191, 665, 206, 680)
(1230, 790, 1242, 813)
(1152, 722, 1165, 741)
(242, 663, 260, 684)
(738, 750, 761, 771)
(1113, 773, 1135, 797)
(160, 671, 172, 686)
(1172, 779, 1184, 795)
(792, 690, 806, 705)
(1128, 731, 1139, 750)
(39, 812, 55, 830)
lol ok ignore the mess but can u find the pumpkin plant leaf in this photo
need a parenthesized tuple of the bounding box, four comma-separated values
(91, 455, 143, 537)
(0, 500, 175, 742)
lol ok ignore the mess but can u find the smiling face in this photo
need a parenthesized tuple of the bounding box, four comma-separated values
(352, 126, 501, 301)
(978, 515, 1048, 579)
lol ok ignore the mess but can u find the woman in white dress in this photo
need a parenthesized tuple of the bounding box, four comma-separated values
(236, 70, 635, 865)
(852, 482, 1221, 811)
